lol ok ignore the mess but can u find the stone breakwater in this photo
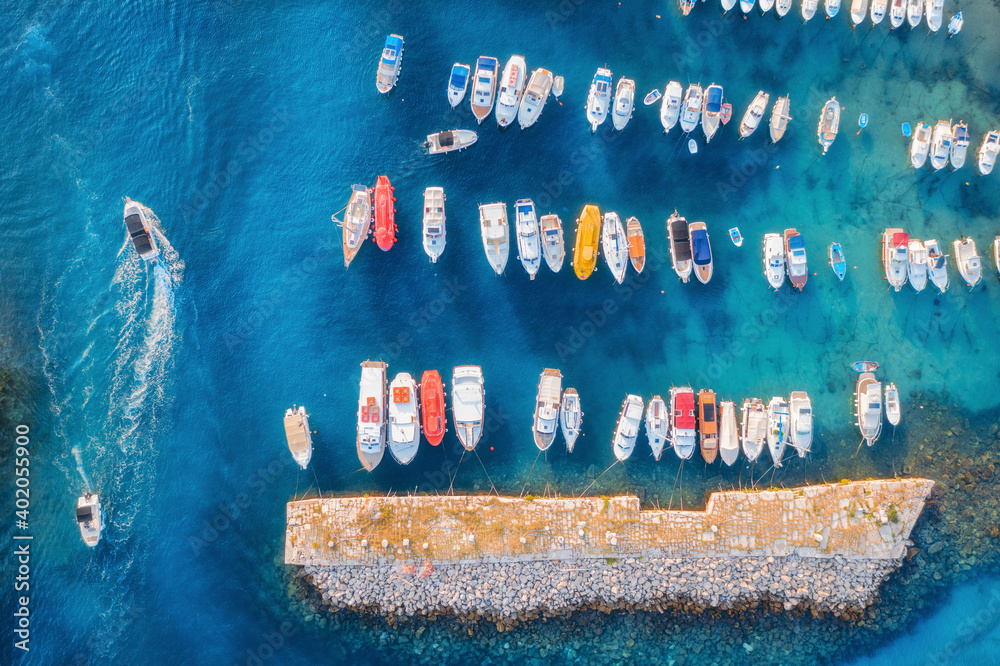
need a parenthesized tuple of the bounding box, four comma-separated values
(286, 479, 933, 619)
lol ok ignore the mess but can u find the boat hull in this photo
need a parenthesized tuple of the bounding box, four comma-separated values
(420, 370, 446, 446)
(373, 176, 396, 251)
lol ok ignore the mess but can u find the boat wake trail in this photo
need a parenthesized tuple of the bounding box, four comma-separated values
(72, 446, 92, 491)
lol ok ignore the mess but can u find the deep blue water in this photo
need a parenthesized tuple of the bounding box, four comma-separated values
(2, 0, 1000, 663)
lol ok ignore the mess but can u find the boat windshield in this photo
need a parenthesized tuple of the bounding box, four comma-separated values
(450, 68, 468, 87)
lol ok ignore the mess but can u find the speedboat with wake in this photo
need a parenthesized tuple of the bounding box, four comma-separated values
(690, 222, 713, 284)
(470, 56, 499, 124)
(702, 83, 723, 143)
(883, 228, 909, 291)
(788, 391, 813, 458)
(540, 214, 565, 273)
(452, 365, 485, 451)
(646, 395, 668, 460)
(907, 238, 928, 292)
(741, 398, 767, 461)
(560, 389, 583, 452)
(601, 211, 629, 284)
(514, 198, 542, 279)
(769, 95, 791, 144)
(573, 204, 601, 280)
(953, 236, 982, 288)
(376, 34, 404, 94)
(668, 211, 693, 283)
(388, 372, 419, 465)
(612, 77, 635, 131)
(885, 383, 901, 427)
(818, 97, 840, 155)
(479, 202, 510, 275)
(925, 239, 949, 292)
(669, 387, 697, 460)
(357, 360, 388, 471)
(784, 228, 807, 290)
(422, 187, 446, 263)
(123, 198, 160, 263)
(719, 400, 740, 466)
(586, 67, 613, 132)
(373, 175, 396, 251)
(533, 369, 562, 451)
(763, 232, 785, 290)
(627, 217, 645, 274)
(929, 120, 952, 171)
(855, 372, 882, 446)
(339, 185, 371, 268)
(739, 91, 768, 139)
(979, 130, 1000, 175)
(679, 84, 704, 134)
(284, 405, 312, 469)
(447, 63, 470, 107)
(495, 55, 527, 128)
(950, 121, 970, 170)
(698, 389, 719, 464)
(660, 81, 683, 133)
(426, 130, 478, 155)
(830, 242, 847, 281)
(518, 68, 554, 129)
(77, 493, 103, 547)
(420, 370, 446, 446)
(766, 396, 790, 467)
(613, 395, 644, 462)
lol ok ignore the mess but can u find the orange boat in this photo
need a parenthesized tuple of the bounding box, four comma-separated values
(626, 216, 645, 274)
(420, 370, 446, 446)
(373, 175, 397, 251)
(698, 389, 719, 464)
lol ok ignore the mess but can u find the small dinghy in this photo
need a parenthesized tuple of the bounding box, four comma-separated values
(884, 383, 901, 427)
(643, 89, 662, 106)
(858, 113, 868, 134)
(901, 122, 912, 138)
(720, 103, 732, 125)
(953, 236, 982, 288)
(851, 360, 879, 373)
(829, 242, 846, 280)
(688, 139, 698, 154)
(729, 227, 743, 247)
(552, 76, 564, 98)
(948, 11, 963, 36)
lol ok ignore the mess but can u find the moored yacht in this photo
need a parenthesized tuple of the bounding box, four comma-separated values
(741, 398, 767, 461)
(698, 389, 719, 464)
(660, 81, 684, 133)
(540, 214, 565, 273)
(560, 388, 583, 452)
(953, 236, 982, 288)
(495, 55, 527, 128)
(518, 68, 554, 129)
(373, 175, 396, 251)
(763, 233, 786, 290)
(668, 211, 693, 283)
(357, 360, 388, 471)
(769, 95, 792, 144)
(514, 198, 542, 279)
(925, 239, 949, 292)
(388, 372, 419, 465)
(906, 0, 922, 25)
(627, 217, 646, 274)
(855, 372, 882, 446)
(479, 202, 510, 275)
(889, 0, 906, 26)
(760, 0, 776, 12)
(533, 369, 563, 451)
(788, 391, 813, 457)
(818, 97, 840, 155)
(646, 395, 669, 460)
(929, 120, 953, 171)
(586, 67, 613, 132)
(422, 187, 446, 263)
(885, 383, 901, 426)
(680, 84, 704, 134)
(776, 0, 794, 17)
(573, 204, 602, 280)
(766, 396, 790, 467)
(950, 121, 970, 170)
(979, 130, 1000, 175)
(77, 493, 103, 547)
(722, 0, 738, 12)
(470, 56, 499, 123)
(669, 387, 697, 460)
(690, 222, 713, 284)
(925, 0, 943, 31)
(907, 238, 928, 292)
(802, 0, 819, 21)
(742, 0, 756, 14)
(882, 228, 909, 292)
(702, 83, 724, 143)
(123, 198, 160, 263)
(850, 0, 869, 26)
(375, 34, 404, 94)
(826, 0, 842, 20)
(871, 0, 888, 23)
(420, 370, 446, 446)
(719, 400, 740, 466)
(284, 405, 312, 469)
(739, 92, 768, 140)
(426, 129, 478, 155)
(784, 228, 807, 291)
(601, 211, 629, 284)
(612, 77, 636, 131)
(447, 63, 470, 108)
(613, 395, 644, 462)
(340, 185, 372, 268)
(452, 365, 485, 451)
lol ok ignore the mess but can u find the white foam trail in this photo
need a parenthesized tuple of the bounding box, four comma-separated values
(71, 446, 92, 491)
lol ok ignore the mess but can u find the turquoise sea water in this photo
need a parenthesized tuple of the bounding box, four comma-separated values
(2, 0, 1000, 663)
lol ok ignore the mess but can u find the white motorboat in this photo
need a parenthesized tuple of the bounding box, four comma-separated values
(979, 130, 1000, 175)
(741, 0, 756, 13)
(612, 77, 635, 131)
(925, 239, 949, 293)
(533, 369, 562, 451)
(669, 387, 697, 460)
(719, 400, 740, 466)
(667, 210, 693, 283)
(479, 202, 510, 275)
(376, 34, 404, 94)
(722, 0, 738, 12)
(953, 236, 982, 288)
(882, 228, 909, 292)
(646, 395, 669, 461)
(452, 365, 485, 451)
(929, 120, 953, 171)
(850, 0, 869, 25)
(889, 0, 906, 27)
(495, 55, 527, 128)
(910, 122, 931, 168)
(517, 68, 554, 129)
(950, 121, 970, 170)
(601, 211, 629, 284)
(422, 187, 446, 263)
(702, 83, 724, 143)
(739, 91, 768, 139)
(680, 84, 704, 134)
(586, 67, 613, 132)
(284, 405, 312, 469)
(470, 56, 499, 124)
(77, 493, 103, 547)
(906, 0, 922, 28)
(994, 236, 1000, 277)
(870, 0, 888, 23)
(885, 383, 901, 427)
(817, 97, 840, 155)
(776, 0, 794, 17)
(766, 396, 790, 467)
(769, 95, 792, 144)
(613, 394, 644, 462)
(552, 76, 564, 97)
(948, 11, 963, 35)
(907, 238, 928, 292)
(763, 232, 786, 290)
(387, 372, 419, 465)
(802, 0, 819, 20)
(855, 372, 882, 446)
(760, 0, 776, 14)
(514, 198, 542, 279)
(925, 0, 943, 31)
(123, 198, 161, 263)
(540, 214, 565, 273)
(740, 398, 767, 461)
(784, 228, 807, 291)
(660, 81, 683, 133)
(560, 388, 583, 453)
(357, 360, 388, 471)
(447, 63, 470, 108)
(426, 129, 478, 155)
(339, 185, 371, 268)
(825, 0, 841, 18)
(788, 391, 813, 458)
(690, 222, 713, 284)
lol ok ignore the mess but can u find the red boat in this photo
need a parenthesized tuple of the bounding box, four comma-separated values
(373, 175, 397, 251)
(420, 370, 446, 445)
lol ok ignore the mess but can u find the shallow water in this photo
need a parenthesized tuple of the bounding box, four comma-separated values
(1, 0, 999, 663)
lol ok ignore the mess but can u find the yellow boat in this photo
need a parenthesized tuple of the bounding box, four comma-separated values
(573, 204, 601, 280)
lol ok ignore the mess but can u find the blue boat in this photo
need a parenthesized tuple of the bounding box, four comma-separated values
(858, 113, 868, 129)
(376, 34, 404, 94)
(851, 360, 879, 373)
(729, 227, 743, 247)
(829, 242, 846, 281)
(690, 222, 713, 284)
(901, 122, 912, 138)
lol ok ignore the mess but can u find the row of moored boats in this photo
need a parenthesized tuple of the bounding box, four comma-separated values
(907, 120, 999, 174)
(881, 229, 997, 290)
(696, 0, 961, 34)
